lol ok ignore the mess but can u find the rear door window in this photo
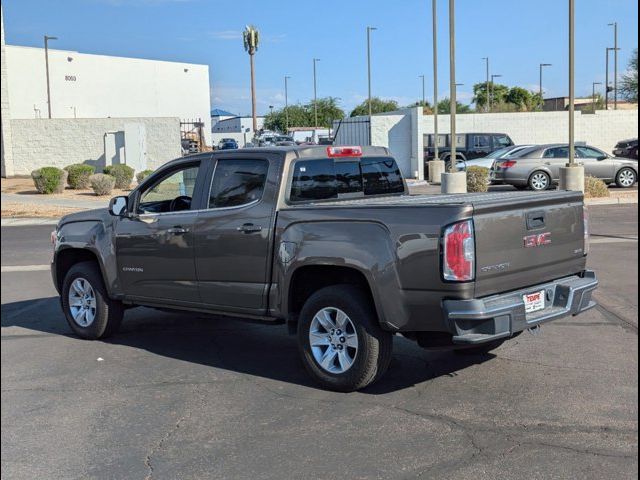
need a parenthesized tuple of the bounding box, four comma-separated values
(208, 159, 268, 208)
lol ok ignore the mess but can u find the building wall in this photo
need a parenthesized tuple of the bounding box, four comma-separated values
(1, 7, 14, 177)
(347, 108, 638, 179)
(9, 117, 181, 175)
(4, 45, 212, 145)
(212, 116, 264, 133)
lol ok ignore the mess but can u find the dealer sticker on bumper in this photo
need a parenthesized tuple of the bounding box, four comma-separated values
(524, 290, 545, 313)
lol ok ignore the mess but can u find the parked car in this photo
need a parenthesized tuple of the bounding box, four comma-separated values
(456, 145, 534, 171)
(492, 143, 638, 190)
(51, 145, 597, 391)
(425, 132, 514, 163)
(218, 140, 238, 150)
(274, 135, 296, 146)
(613, 138, 638, 160)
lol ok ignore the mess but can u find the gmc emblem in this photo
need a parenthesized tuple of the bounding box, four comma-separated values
(523, 232, 551, 248)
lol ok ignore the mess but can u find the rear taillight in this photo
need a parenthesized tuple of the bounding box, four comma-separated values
(326, 146, 362, 157)
(443, 219, 475, 282)
(501, 160, 517, 168)
(583, 207, 590, 255)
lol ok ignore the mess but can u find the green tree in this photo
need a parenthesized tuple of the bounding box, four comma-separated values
(350, 97, 399, 117)
(263, 97, 345, 131)
(505, 87, 533, 111)
(620, 48, 638, 102)
(472, 82, 509, 110)
(437, 98, 472, 114)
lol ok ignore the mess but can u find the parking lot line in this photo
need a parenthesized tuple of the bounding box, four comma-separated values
(1, 264, 51, 273)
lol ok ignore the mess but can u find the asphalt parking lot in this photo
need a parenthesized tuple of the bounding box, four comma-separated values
(1, 204, 638, 479)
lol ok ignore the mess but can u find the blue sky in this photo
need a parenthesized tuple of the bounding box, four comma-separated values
(3, 0, 638, 116)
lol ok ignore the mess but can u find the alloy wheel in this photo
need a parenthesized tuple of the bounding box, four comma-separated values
(68, 277, 97, 327)
(309, 307, 359, 374)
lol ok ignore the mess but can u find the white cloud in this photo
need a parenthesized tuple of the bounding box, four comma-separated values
(208, 30, 242, 40)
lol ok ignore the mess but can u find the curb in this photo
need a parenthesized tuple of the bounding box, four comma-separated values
(1, 218, 59, 227)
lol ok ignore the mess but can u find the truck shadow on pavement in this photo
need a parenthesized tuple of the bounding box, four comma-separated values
(2, 297, 494, 394)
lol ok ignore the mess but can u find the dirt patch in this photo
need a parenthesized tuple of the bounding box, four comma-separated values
(1, 202, 83, 218)
(1, 177, 133, 200)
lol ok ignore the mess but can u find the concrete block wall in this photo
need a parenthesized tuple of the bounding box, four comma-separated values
(371, 111, 413, 178)
(9, 117, 181, 175)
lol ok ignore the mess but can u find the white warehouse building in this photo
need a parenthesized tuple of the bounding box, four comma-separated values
(4, 44, 212, 144)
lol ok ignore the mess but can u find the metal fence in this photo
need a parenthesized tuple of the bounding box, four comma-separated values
(332, 117, 371, 146)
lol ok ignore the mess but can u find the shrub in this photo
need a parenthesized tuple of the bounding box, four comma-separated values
(31, 167, 67, 194)
(64, 164, 95, 189)
(103, 164, 135, 189)
(136, 169, 154, 184)
(90, 173, 116, 196)
(466, 166, 490, 193)
(584, 175, 610, 198)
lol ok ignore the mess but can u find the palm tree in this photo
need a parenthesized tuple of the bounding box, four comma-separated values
(243, 25, 260, 134)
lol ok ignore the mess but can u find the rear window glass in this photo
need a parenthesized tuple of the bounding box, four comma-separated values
(289, 157, 404, 202)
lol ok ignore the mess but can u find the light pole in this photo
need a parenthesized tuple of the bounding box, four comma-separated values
(490, 74, 502, 111)
(366, 26, 377, 118)
(608, 22, 618, 109)
(539, 63, 552, 108)
(419, 75, 426, 106)
(44, 35, 58, 119)
(284, 75, 291, 133)
(432, 0, 440, 165)
(482, 57, 489, 112)
(448, 0, 456, 173)
(592, 81, 602, 112)
(313, 58, 320, 128)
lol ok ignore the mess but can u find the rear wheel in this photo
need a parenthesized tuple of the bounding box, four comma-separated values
(298, 285, 393, 392)
(528, 171, 551, 191)
(615, 167, 637, 188)
(61, 261, 123, 339)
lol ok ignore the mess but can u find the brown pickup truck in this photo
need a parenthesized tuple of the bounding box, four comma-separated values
(51, 145, 598, 391)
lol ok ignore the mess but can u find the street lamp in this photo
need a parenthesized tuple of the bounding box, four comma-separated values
(539, 63, 552, 106)
(448, 0, 457, 174)
(489, 74, 502, 111)
(592, 81, 602, 112)
(482, 57, 489, 112)
(568, 0, 576, 167)
(419, 75, 426, 106)
(608, 22, 618, 109)
(366, 26, 377, 120)
(432, 0, 440, 166)
(44, 35, 58, 119)
(313, 58, 320, 128)
(284, 75, 291, 132)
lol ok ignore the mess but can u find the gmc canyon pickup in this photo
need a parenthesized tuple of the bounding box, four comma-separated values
(52, 145, 598, 391)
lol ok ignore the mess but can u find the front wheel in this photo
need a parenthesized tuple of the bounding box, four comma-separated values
(61, 261, 123, 339)
(615, 167, 637, 188)
(298, 285, 393, 392)
(528, 171, 551, 191)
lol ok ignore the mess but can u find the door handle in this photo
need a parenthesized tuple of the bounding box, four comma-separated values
(167, 226, 189, 235)
(236, 223, 262, 234)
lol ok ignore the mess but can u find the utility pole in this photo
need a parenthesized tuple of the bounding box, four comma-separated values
(284, 75, 291, 133)
(592, 81, 602, 112)
(608, 22, 618, 109)
(367, 26, 377, 144)
(419, 75, 426, 106)
(313, 58, 320, 128)
(539, 63, 552, 109)
(44, 35, 58, 119)
(482, 57, 489, 112)
(568, 0, 575, 166)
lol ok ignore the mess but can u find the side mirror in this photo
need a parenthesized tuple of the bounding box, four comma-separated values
(108, 196, 128, 217)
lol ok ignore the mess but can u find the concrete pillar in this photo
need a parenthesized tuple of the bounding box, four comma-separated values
(428, 160, 445, 184)
(441, 171, 467, 193)
(1, 6, 15, 178)
(559, 165, 585, 192)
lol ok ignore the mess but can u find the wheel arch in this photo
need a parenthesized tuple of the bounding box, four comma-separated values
(54, 247, 109, 295)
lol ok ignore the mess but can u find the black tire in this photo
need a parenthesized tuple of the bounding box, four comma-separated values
(454, 339, 506, 355)
(528, 170, 551, 191)
(615, 167, 637, 188)
(297, 285, 393, 392)
(61, 261, 123, 339)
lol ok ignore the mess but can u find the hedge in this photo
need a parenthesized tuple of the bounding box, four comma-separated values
(90, 173, 116, 196)
(103, 164, 135, 189)
(64, 164, 95, 189)
(466, 166, 490, 193)
(31, 167, 67, 194)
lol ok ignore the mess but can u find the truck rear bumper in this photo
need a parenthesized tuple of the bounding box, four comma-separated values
(443, 270, 598, 345)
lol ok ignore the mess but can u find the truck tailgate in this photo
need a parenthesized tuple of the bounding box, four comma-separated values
(471, 191, 586, 297)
